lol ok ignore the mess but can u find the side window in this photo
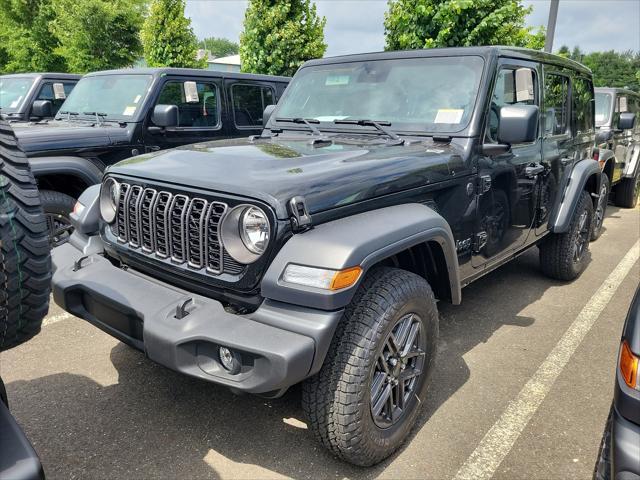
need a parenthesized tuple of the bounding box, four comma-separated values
(572, 76, 594, 134)
(232, 84, 275, 128)
(543, 73, 569, 136)
(155, 81, 219, 128)
(36, 82, 75, 115)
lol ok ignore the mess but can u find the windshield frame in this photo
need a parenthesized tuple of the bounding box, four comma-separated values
(0, 76, 37, 113)
(270, 54, 487, 137)
(595, 91, 614, 127)
(54, 73, 156, 122)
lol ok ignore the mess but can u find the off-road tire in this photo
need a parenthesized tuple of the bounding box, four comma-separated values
(539, 190, 593, 281)
(593, 405, 612, 480)
(614, 171, 640, 208)
(0, 122, 51, 352)
(301, 267, 439, 466)
(41, 189, 75, 247)
(591, 173, 609, 241)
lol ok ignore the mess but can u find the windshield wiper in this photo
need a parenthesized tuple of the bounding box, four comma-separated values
(275, 117, 325, 136)
(83, 111, 107, 124)
(334, 119, 404, 144)
(59, 110, 80, 121)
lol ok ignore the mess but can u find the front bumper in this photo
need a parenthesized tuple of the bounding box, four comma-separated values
(0, 400, 44, 480)
(51, 241, 342, 395)
(612, 406, 640, 480)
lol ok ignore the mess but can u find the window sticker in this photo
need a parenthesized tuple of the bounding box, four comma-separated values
(325, 75, 350, 86)
(619, 97, 628, 113)
(315, 115, 348, 122)
(53, 83, 66, 100)
(595, 113, 605, 123)
(122, 106, 137, 116)
(434, 109, 464, 124)
(133, 94, 141, 104)
(184, 81, 199, 103)
(9, 100, 20, 109)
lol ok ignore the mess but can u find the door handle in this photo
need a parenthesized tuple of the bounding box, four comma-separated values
(525, 164, 545, 178)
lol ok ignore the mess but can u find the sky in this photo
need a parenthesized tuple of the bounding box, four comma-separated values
(185, 0, 640, 57)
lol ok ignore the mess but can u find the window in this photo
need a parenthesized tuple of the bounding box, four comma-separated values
(155, 81, 219, 128)
(572, 77, 594, 134)
(0, 77, 35, 112)
(595, 92, 613, 126)
(543, 73, 569, 136)
(232, 84, 275, 127)
(36, 82, 76, 116)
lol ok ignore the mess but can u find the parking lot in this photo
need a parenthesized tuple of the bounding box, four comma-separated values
(1, 204, 638, 480)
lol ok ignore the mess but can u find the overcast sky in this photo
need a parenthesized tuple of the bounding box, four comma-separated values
(185, 0, 640, 57)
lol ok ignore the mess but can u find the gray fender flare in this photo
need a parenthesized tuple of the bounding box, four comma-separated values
(598, 148, 615, 166)
(29, 156, 103, 187)
(261, 203, 461, 311)
(549, 159, 601, 233)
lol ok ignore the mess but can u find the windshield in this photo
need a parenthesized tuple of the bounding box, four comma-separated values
(275, 56, 485, 134)
(595, 92, 613, 126)
(56, 74, 153, 120)
(0, 77, 35, 112)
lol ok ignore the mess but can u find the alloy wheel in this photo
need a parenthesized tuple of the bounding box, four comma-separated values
(573, 210, 589, 263)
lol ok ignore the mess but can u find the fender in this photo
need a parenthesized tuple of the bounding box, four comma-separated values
(598, 148, 616, 166)
(261, 203, 461, 311)
(549, 159, 601, 233)
(29, 156, 103, 187)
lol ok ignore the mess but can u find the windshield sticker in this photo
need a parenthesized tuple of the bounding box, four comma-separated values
(434, 109, 464, 124)
(325, 75, 350, 86)
(53, 83, 66, 100)
(133, 94, 141, 104)
(9, 100, 20, 109)
(184, 81, 199, 103)
(595, 113, 605, 122)
(122, 106, 137, 116)
(315, 116, 348, 122)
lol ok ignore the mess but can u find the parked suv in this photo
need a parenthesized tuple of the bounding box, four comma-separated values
(0, 73, 80, 122)
(11, 68, 290, 245)
(51, 47, 601, 466)
(592, 88, 640, 238)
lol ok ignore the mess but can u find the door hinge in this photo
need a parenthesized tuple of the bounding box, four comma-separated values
(288, 196, 312, 232)
(477, 175, 492, 194)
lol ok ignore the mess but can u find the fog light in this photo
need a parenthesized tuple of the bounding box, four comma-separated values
(219, 346, 241, 374)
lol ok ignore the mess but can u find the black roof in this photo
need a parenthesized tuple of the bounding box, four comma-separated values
(595, 87, 640, 97)
(84, 67, 290, 82)
(303, 46, 592, 75)
(0, 72, 82, 80)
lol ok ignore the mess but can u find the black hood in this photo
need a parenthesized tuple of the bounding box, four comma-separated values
(109, 135, 470, 219)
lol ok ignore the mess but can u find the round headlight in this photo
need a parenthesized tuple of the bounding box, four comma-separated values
(239, 206, 270, 255)
(100, 177, 119, 223)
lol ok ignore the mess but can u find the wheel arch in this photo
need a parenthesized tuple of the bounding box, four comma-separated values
(30, 156, 102, 200)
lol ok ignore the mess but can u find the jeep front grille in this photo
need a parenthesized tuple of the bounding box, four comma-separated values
(113, 182, 236, 275)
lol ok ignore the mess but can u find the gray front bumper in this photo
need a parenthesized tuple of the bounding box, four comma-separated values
(51, 242, 342, 395)
(612, 406, 640, 480)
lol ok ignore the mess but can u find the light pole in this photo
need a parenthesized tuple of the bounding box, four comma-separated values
(544, 0, 560, 53)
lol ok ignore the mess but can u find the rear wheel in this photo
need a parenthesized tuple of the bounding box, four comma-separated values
(614, 171, 640, 208)
(41, 189, 75, 247)
(591, 174, 609, 241)
(302, 267, 438, 466)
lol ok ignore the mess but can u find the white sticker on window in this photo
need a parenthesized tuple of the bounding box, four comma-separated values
(619, 97, 628, 112)
(325, 75, 350, 86)
(53, 83, 66, 100)
(9, 100, 19, 109)
(184, 81, 199, 103)
(133, 94, 141, 104)
(122, 106, 136, 116)
(434, 109, 464, 124)
(595, 113, 605, 122)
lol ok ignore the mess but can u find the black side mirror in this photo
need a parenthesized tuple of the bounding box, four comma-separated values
(152, 104, 178, 128)
(263, 104, 276, 128)
(31, 100, 52, 118)
(595, 129, 613, 145)
(497, 105, 539, 145)
(618, 112, 636, 131)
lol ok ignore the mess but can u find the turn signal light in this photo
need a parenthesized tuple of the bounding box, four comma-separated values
(620, 340, 639, 390)
(330, 266, 363, 290)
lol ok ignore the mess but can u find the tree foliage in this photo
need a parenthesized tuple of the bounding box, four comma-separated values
(198, 37, 239, 58)
(141, 0, 205, 68)
(384, 0, 545, 51)
(51, 0, 145, 73)
(240, 0, 327, 77)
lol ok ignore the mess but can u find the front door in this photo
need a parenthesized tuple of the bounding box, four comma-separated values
(472, 60, 543, 268)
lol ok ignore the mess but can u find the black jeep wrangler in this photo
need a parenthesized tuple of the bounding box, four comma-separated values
(0, 73, 80, 122)
(11, 68, 290, 246)
(592, 88, 640, 238)
(51, 47, 601, 466)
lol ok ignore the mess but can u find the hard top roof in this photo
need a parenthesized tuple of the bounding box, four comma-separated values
(0, 72, 82, 80)
(83, 67, 290, 82)
(595, 86, 640, 97)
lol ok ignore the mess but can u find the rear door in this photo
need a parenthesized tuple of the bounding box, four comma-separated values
(225, 81, 277, 136)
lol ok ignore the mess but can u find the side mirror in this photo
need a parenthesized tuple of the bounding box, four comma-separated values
(595, 129, 613, 145)
(497, 105, 539, 145)
(617, 112, 636, 131)
(152, 104, 178, 128)
(31, 100, 52, 118)
(263, 104, 276, 128)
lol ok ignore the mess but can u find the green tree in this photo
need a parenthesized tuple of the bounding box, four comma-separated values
(384, 0, 545, 51)
(51, 0, 145, 73)
(142, 0, 205, 68)
(240, 0, 327, 77)
(198, 37, 239, 58)
(581, 50, 640, 92)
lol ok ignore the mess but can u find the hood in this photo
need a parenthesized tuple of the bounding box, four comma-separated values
(109, 135, 470, 219)
(12, 120, 132, 155)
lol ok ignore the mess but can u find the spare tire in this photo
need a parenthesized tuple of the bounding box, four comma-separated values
(0, 121, 51, 351)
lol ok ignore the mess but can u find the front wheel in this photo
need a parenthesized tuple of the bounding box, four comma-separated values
(302, 267, 439, 466)
(41, 190, 75, 247)
(591, 173, 609, 241)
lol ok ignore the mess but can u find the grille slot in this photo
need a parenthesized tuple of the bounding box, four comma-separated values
(113, 182, 237, 276)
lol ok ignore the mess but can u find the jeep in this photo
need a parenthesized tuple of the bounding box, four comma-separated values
(11, 68, 290, 246)
(50, 47, 602, 466)
(592, 88, 640, 238)
(0, 73, 80, 122)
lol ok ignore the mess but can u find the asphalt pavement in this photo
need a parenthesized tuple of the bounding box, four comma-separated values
(1, 204, 639, 480)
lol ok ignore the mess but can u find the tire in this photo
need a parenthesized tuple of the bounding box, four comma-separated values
(539, 190, 593, 281)
(0, 122, 51, 352)
(591, 173, 609, 241)
(41, 189, 76, 247)
(593, 405, 612, 480)
(301, 267, 439, 466)
(614, 171, 640, 208)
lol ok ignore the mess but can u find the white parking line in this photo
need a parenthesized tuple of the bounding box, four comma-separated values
(453, 239, 640, 480)
(42, 312, 72, 327)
